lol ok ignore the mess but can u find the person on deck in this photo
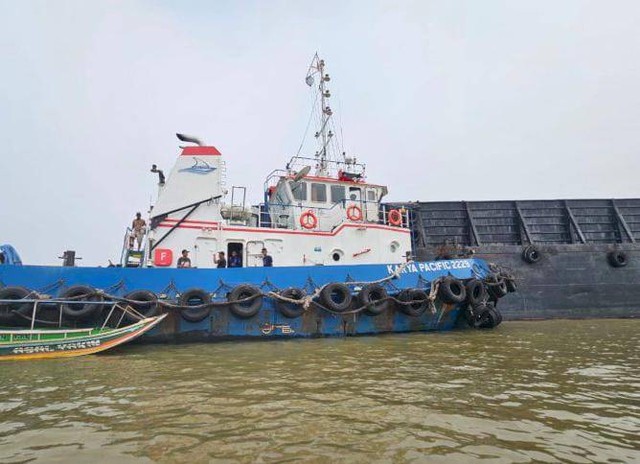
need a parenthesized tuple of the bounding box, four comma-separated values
(177, 249, 191, 268)
(130, 212, 147, 251)
(214, 251, 227, 268)
(262, 248, 273, 267)
(228, 250, 242, 268)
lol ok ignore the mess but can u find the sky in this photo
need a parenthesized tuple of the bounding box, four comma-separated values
(1, 0, 639, 265)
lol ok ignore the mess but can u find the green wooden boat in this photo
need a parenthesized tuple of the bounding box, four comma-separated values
(0, 299, 166, 361)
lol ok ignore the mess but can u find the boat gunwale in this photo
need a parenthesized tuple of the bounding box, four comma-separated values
(0, 317, 161, 345)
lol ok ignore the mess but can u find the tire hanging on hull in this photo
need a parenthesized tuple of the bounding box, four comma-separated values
(123, 290, 159, 322)
(276, 288, 306, 318)
(358, 284, 390, 316)
(468, 303, 502, 329)
(522, 245, 541, 264)
(178, 288, 211, 323)
(0, 286, 33, 324)
(465, 279, 487, 306)
(396, 288, 429, 317)
(438, 277, 466, 304)
(607, 250, 628, 268)
(319, 283, 353, 313)
(228, 285, 263, 319)
(60, 285, 103, 320)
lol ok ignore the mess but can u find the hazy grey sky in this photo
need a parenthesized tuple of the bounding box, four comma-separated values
(1, 0, 639, 265)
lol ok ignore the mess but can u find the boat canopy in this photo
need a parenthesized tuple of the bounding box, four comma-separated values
(0, 245, 22, 265)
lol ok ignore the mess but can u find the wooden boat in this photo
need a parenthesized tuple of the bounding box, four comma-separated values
(0, 299, 167, 361)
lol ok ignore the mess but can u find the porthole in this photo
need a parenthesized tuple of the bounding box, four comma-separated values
(332, 253, 341, 262)
(331, 249, 344, 262)
(390, 241, 400, 253)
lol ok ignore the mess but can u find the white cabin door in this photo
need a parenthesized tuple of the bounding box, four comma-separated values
(246, 240, 265, 267)
(195, 238, 218, 268)
(365, 188, 378, 222)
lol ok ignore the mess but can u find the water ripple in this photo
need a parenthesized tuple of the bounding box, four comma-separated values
(0, 319, 638, 463)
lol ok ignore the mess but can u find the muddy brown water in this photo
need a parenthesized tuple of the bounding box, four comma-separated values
(0, 320, 639, 463)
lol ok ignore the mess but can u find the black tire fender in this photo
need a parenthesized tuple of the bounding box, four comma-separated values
(178, 288, 212, 323)
(276, 287, 306, 318)
(522, 245, 541, 264)
(607, 250, 628, 268)
(358, 284, 389, 316)
(472, 303, 501, 329)
(438, 277, 466, 304)
(60, 285, 103, 320)
(0, 286, 34, 323)
(319, 283, 353, 313)
(396, 288, 429, 317)
(228, 285, 263, 319)
(486, 276, 508, 299)
(123, 290, 159, 321)
(491, 304, 503, 326)
(465, 279, 487, 305)
(505, 278, 517, 293)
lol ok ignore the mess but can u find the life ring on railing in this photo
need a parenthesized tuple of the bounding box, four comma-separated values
(346, 205, 363, 221)
(300, 210, 318, 229)
(388, 209, 402, 226)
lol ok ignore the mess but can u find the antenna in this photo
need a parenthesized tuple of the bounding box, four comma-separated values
(293, 165, 311, 182)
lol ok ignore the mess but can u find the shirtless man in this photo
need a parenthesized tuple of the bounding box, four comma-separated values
(130, 212, 147, 250)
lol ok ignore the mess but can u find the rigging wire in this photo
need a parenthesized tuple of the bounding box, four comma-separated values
(295, 88, 320, 158)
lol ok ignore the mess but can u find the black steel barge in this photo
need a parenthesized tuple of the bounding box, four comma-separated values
(400, 198, 640, 320)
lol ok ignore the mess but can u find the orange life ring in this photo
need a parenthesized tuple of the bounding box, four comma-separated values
(346, 205, 363, 221)
(388, 209, 402, 226)
(300, 210, 318, 229)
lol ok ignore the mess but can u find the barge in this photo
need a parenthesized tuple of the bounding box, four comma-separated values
(402, 199, 640, 320)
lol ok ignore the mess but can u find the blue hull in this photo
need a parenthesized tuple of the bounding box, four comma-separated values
(0, 259, 490, 342)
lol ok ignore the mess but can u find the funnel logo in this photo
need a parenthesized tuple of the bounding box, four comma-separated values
(179, 157, 217, 175)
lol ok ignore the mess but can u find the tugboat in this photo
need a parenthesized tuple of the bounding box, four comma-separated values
(0, 55, 515, 343)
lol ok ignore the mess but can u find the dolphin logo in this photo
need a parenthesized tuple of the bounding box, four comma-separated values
(179, 157, 217, 175)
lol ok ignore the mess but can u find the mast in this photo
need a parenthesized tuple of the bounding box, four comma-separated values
(306, 53, 334, 177)
(297, 54, 364, 181)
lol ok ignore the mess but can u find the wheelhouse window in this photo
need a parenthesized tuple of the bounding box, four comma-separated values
(367, 189, 377, 202)
(311, 183, 327, 202)
(348, 187, 361, 201)
(331, 185, 346, 203)
(290, 181, 307, 201)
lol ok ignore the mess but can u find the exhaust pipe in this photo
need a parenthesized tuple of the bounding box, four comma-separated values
(176, 133, 204, 146)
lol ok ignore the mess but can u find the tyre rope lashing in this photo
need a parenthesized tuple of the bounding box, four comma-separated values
(20, 260, 505, 322)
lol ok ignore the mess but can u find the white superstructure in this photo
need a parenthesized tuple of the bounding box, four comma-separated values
(128, 56, 412, 268)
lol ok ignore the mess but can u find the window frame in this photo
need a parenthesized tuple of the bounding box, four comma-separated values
(310, 183, 328, 203)
(330, 185, 346, 204)
(290, 181, 307, 201)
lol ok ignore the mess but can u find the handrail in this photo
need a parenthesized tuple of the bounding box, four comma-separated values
(254, 199, 409, 230)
